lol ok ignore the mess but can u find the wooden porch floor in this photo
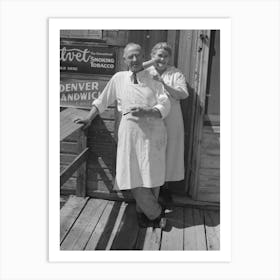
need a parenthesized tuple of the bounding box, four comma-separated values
(60, 195, 220, 250)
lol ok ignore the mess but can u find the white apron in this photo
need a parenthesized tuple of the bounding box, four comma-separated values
(115, 82, 167, 190)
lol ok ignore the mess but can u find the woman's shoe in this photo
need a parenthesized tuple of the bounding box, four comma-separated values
(159, 187, 173, 206)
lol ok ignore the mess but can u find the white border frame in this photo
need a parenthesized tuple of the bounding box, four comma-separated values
(49, 18, 231, 262)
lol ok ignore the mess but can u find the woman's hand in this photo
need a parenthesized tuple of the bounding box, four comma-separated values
(152, 74, 164, 84)
(73, 117, 92, 129)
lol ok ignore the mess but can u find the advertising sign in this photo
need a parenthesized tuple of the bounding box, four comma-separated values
(60, 78, 109, 109)
(60, 44, 116, 75)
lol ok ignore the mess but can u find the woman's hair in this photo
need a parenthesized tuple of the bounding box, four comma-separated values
(151, 42, 172, 56)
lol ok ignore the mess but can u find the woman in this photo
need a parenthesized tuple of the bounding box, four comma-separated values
(146, 42, 189, 204)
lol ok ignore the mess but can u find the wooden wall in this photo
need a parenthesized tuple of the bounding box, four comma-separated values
(205, 30, 220, 116)
(171, 30, 220, 202)
(196, 31, 220, 202)
(196, 124, 220, 202)
(60, 30, 126, 196)
(128, 30, 168, 60)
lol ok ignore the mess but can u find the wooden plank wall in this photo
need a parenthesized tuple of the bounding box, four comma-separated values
(173, 30, 201, 194)
(60, 30, 129, 194)
(128, 30, 168, 60)
(60, 109, 117, 195)
(205, 31, 220, 116)
(196, 31, 220, 202)
(196, 124, 220, 202)
(60, 130, 79, 193)
(172, 30, 220, 203)
(60, 30, 128, 195)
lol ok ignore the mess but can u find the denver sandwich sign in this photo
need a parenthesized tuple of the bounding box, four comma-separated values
(60, 79, 108, 109)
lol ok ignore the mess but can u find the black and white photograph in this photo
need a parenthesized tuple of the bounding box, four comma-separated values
(59, 29, 221, 251)
(51, 19, 230, 259)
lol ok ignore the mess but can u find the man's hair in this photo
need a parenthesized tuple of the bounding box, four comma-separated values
(151, 42, 172, 56)
(123, 43, 142, 58)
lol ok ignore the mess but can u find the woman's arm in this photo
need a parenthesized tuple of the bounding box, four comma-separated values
(142, 58, 160, 70)
(154, 76, 188, 100)
(161, 81, 188, 100)
(153, 72, 189, 100)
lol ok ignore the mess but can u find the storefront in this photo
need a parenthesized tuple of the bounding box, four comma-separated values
(60, 30, 220, 203)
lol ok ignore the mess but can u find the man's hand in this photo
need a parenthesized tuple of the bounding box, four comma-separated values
(130, 107, 148, 117)
(130, 107, 161, 118)
(73, 117, 92, 130)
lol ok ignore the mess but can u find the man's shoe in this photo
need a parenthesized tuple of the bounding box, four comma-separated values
(136, 212, 151, 228)
(152, 210, 167, 229)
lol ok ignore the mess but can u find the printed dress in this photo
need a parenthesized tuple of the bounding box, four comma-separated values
(147, 66, 189, 182)
(92, 70, 170, 190)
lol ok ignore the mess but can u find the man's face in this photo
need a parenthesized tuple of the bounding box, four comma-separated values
(124, 46, 143, 72)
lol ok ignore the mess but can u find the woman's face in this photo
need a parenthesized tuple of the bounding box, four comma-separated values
(152, 49, 170, 71)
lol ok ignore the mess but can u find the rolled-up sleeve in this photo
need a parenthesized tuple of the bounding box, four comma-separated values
(153, 84, 170, 119)
(92, 75, 117, 114)
(174, 72, 189, 98)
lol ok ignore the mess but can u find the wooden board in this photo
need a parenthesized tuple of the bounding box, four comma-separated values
(87, 167, 114, 181)
(196, 124, 220, 202)
(89, 118, 115, 133)
(104, 202, 127, 250)
(60, 199, 108, 250)
(134, 228, 148, 250)
(199, 154, 220, 169)
(204, 210, 220, 250)
(199, 173, 220, 190)
(110, 203, 140, 250)
(60, 147, 89, 187)
(197, 192, 220, 203)
(60, 154, 78, 164)
(60, 195, 89, 243)
(60, 195, 69, 209)
(142, 227, 162, 251)
(61, 178, 114, 193)
(61, 188, 219, 210)
(161, 207, 184, 250)
(76, 129, 87, 197)
(60, 196, 219, 251)
(184, 208, 207, 250)
(90, 201, 125, 250)
(60, 107, 89, 141)
(60, 142, 79, 154)
(85, 201, 116, 250)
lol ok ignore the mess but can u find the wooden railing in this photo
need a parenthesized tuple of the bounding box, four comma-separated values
(60, 107, 90, 197)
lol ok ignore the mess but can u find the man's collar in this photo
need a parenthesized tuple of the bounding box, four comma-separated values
(128, 69, 145, 76)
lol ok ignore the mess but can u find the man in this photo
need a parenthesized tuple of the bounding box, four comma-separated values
(74, 43, 170, 228)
